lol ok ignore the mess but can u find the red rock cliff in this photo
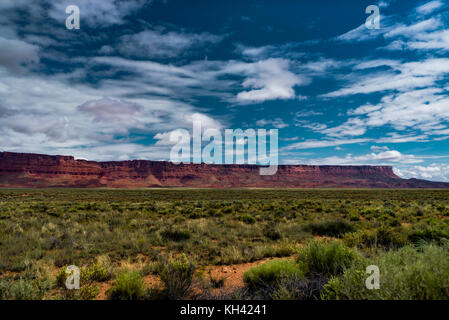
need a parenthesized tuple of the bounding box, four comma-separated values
(0, 151, 448, 188)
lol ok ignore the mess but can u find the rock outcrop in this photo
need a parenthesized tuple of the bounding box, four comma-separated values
(1, 151, 448, 188)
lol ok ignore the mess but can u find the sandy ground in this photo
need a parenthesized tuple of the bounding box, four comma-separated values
(94, 256, 294, 300)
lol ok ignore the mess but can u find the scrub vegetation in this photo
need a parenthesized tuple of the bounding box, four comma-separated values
(0, 188, 448, 300)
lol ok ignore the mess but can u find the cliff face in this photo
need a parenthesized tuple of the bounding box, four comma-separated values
(0, 151, 448, 188)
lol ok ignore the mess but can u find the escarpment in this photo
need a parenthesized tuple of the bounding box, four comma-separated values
(1, 151, 448, 188)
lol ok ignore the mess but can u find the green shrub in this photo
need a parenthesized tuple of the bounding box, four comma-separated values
(263, 225, 282, 240)
(108, 271, 145, 300)
(270, 274, 328, 300)
(0, 278, 10, 299)
(375, 226, 408, 248)
(80, 284, 100, 300)
(297, 241, 357, 277)
(322, 244, 449, 300)
(243, 259, 303, 288)
(81, 263, 111, 282)
(343, 226, 407, 249)
(159, 254, 196, 299)
(239, 214, 256, 224)
(1, 277, 50, 300)
(57, 264, 108, 289)
(56, 265, 69, 288)
(8, 279, 36, 300)
(160, 229, 191, 241)
(408, 226, 449, 245)
(303, 220, 355, 238)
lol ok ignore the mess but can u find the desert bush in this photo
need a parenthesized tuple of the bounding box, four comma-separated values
(56, 265, 70, 288)
(297, 241, 357, 277)
(218, 246, 245, 265)
(263, 224, 282, 240)
(81, 262, 111, 282)
(408, 226, 449, 245)
(375, 226, 408, 248)
(8, 279, 36, 300)
(343, 226, 408, 249)
(0, 277, 50, 300)
(159, 254, 196, 299)
(208, 271, 225, 288)
(238, 214, 256, 224)
(271, 274, 329, 300)
(108, 271, 145, 300)
(80, 284, 100, 300)
(2, 188, 449, 300)
(322, 244, 449, 300)
(303, 220, 355, 238)
(243, 259, 303, 289)
(0, 278, 10, 299)
(160, 229, 191, 241)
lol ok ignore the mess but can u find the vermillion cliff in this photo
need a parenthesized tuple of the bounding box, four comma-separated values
(0, 151, 448, 188)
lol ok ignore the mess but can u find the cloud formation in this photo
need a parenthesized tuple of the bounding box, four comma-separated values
(116, 29, 223, 59)
(0, 37, 40, 73)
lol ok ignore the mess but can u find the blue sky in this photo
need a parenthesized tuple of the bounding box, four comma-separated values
(1, 0, 449, 181)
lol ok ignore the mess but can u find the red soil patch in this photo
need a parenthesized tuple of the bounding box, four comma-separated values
(201, 256, 295, 297)
(94, 256, 295, 300)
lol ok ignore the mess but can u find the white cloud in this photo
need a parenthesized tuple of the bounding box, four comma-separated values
(78, 98, 143, 126)
(282, 138, 371, 150)
(348, 103, 382, 115)
(224, 58, 307, 103)
(183, 113, 223, 131)
(381, 13, 449, 52)
(154, 129, 188, 146)
(118, 29, 223, 59)
(256, 118, 289, 129)
(395, 163, 449, 182)
(305, 150, 423, 166)
(335, 23, 384, 42)
(353, 59, 400, 70)
(281, 136, 299, 142)
(0, 67, 226, 161)
(323, 57, 449, 98)
(376, 133, 430, 143)
(407, 29, 449, 51)
(416, 1, 444, 15)
(371, 145, 390, 151)
(92, 56, 309, 104)
(0, 36, 39, 74)
(154, 113, 223, 146)
(357, 88, 449, 132)
(294, 120, 328, 131)
(294, 110, 323, 117)
(385, 18, 442, 38)
(236, 45, 276, 59)
(335, 3, 448, 53)
(323, 118, 367, 137)
(361, 150, 422, 163)
(322, 84, 449, 140)
(300, 58, 343, 74)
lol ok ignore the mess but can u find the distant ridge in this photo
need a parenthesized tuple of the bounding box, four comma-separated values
(0, 151, 448, 188)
